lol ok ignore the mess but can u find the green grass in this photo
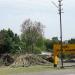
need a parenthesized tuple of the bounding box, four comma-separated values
(0, 65, 54, 75)
(0, 65, 75, 75)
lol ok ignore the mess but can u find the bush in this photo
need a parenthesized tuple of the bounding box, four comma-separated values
(33, 47, 41, 54)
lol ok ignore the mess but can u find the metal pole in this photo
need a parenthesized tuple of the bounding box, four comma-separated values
(58, 0, 64, 68)
(51, 0, 64, 68)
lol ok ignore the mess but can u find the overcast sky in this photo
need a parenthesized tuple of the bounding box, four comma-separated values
(0, 0, 75, 40)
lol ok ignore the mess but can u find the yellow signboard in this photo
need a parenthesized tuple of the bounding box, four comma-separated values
(53, 44, 75, 66)
(54, 44, 75, 55)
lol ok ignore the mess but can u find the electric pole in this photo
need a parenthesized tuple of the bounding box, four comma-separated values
(52, 0, 64, 68)
(58, 0, 64, 68)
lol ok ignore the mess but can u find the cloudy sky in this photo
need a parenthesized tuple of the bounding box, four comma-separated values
(0, 0, 75, 40)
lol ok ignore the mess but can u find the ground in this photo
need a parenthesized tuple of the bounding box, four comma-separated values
(11, 70, 75, 75)
(0, 65, 75, 75)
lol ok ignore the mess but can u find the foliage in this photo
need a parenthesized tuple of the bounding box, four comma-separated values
(68, 38, 75, 44)
(0, 29, 20, 54)
(33, 47, 41, 54)
(0, 20, 60, 55)
(21, 19, 44, 54)
(44, 37, 59, 52)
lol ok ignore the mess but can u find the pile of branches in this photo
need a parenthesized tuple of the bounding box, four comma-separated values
(11, 54, 50, 67)
(0, 54, 14, 66)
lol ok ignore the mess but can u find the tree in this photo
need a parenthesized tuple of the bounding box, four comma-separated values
(44, 39, 53, 52)
(0, 29, 12, 53)
(21, 19, 44, 54)
(0, 29, 20, 54)
(52, 37, 59, 42)
(68, 38, 75, 44)
(44, 37, 59, 52)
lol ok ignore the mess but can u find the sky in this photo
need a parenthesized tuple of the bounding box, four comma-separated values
(0, 0, 75, 40)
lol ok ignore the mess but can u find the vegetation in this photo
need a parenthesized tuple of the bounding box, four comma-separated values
(0, 19, 58, 66)
(44, 37, 59, 52)
(0, 19, 58, 55)
(0, 19, 75, 67)
(21, 19, 45, 54)
(11, 54, 50, 67)
(0, 65, 54, 75)
(0, 29, 20, 54)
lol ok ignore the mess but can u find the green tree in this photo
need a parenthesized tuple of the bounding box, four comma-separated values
(0, 29, 12, 53)
(44, 37, 59, 52)
(21, 19, 44, 54)
(44, 39, 53, 52)
(0, 29, 20, 54)
(68, 39, 75, 44)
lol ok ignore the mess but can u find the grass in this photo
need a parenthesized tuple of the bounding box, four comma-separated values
(0, 65, 75, 75)
(0, 65, 54, 75)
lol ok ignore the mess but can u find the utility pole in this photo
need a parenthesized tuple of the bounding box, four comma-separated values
(52, 0, 64, 68)
(58, 0, 64, 68)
